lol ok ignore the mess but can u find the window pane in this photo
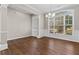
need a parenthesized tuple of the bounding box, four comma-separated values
(55, 26, 64, 33)
(65, 15, 69, 19)
(50, 26, 54, 33)
(49, 20, 54, 33)
(65, 15, 72, 35)
(65, 15, 72, 25)
(55, 16, 64, 26)
(69, 16, 72, 20)
(65, 20, 69, 25)
(65, 26, 72, 35)
(69, 19, 72, 24)
(55, 16, 64, 34)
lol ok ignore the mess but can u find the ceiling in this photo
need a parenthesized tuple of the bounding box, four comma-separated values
(28, 4, 68, 13)
(8, 4, 39, 14)
(8, 4, 79, 15)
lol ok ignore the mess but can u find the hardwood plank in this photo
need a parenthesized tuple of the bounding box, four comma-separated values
(0, 36, 79, 55)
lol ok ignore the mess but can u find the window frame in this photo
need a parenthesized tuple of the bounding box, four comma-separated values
(48, 10, 74, 35)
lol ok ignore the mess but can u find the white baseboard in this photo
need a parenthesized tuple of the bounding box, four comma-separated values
(0, 43, 8, 51)
(36, 36, 42, 38)
(48, 36, 79, 43)
(7, 35, 31, 40)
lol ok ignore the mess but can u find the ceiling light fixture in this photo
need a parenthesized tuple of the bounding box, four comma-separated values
(45, 12, 55, 18)
(45, 5, 55, 18)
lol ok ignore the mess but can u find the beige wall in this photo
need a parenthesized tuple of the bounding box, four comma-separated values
(7, 8, 32, 40)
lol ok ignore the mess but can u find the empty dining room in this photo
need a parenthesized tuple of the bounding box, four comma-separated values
(0, 4, 79, 55)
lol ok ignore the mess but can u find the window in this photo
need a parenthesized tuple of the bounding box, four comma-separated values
(48, 10, 73, 35)
(65, 15, 72, 35)
(49, 18, 54, 33)
(55, 15, 64, 34)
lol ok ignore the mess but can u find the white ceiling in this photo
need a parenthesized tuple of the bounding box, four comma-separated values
(28, 4, 67, 13)
(8, 4, 39, 14)
(8, 4, 79, 15)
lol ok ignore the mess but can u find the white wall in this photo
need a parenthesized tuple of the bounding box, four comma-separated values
(0, 7, 1, 42)
(7, 8, 32, 40)
(74, 7, 79, 30)
(74, 7, 79, 41)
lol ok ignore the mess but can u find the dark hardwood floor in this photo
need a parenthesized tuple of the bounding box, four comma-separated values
(0, 36, 79, 55)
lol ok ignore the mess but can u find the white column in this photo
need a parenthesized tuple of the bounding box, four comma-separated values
(32, 15, 39, 37)
(38, 14, 44, 38)
(32, 14, 44, 38)
(0, 4, 8, 51)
